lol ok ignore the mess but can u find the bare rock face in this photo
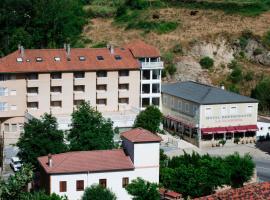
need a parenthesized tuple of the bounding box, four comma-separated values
(175, 56, 211, 84)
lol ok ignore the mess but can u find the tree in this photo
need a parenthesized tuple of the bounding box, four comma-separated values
(125, 178, 160, 200)
(224, 153, 255, 188)
(251, 76, 270, 113)
(0, 164, 33, 199)
(0, 0, 86, 56)
(82, 185, 116, 200)
(67, 102, 115, 151)
(20, 191, 67, 200)
(133, 105, 162, 133)
(17, 113, 67, 167)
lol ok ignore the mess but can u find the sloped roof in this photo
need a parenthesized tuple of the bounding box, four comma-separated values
(194, 182, 270, 200)
(125, 40, 161, 58)
(121, 128, 162, 143)
(162, 81, 258, 105)
(38, 149, 134, 174)
(0, 47, 140, 73)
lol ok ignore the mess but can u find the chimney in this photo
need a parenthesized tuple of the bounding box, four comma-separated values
(66, 44, 71, 61)
(64, 43, 67, 51)
(109, 45, 114, 54)
(221, 84, 225, 90)
(48, 154, 52, 167)
(18, 44, 24, 58)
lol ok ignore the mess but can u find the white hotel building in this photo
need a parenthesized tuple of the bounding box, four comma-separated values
(162, 81, 258, 147)
(0, 40, 163, 145)
(38, 128, 161, 200)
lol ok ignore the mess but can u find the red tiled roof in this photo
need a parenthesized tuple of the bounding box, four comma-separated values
(125, 40, 161, 58)
(194, 182, 270, 200)
(159, 188, 182, 199)
(121, 128, 162, 143)
(38, 149, 134, 174)
(0, 47, 140, 73)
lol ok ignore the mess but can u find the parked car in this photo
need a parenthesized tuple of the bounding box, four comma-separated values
(10, 157, 22, 172)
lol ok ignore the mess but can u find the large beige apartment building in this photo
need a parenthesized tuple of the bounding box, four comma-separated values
(0, 40, 163, 145)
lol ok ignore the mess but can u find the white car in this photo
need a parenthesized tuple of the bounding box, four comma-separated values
(10, 157, 22, 172)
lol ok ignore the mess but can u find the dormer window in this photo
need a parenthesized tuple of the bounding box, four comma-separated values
(97, 56, 104, 61)
(79, 56, 86, 61)
(54, 57, 61, 61)
(36, 57, 43, 62)
(16, 58, 23, 62)
(26, 59, 30, 62)
(115, 55, 122, 60)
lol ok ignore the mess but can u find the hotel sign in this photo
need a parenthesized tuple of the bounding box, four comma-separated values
(206, 114, 252, 123)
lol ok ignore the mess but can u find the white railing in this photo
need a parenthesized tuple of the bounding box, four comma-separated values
(141, 61, 164, 69)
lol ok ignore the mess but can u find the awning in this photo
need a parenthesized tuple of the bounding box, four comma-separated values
(201, 125, 258, 135)
(165, 115, 195, 128)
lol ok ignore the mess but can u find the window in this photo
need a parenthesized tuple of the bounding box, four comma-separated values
(115, 55, 122, 60)
(142, 98, 150, 108)
(51, 73, 62, 79)
(152, 84, 160, 93)
(119, 70, 129, 77)
(0, 74, 15, 81)
(27, 73, 38, 80)
(142, 84, 150, 94)
(76, 180, 84, 191)
(96, 85, 107, 91)
(247, 105, 253, 113)
(0, 102, 8, 111)
(4, 124, 9, 132)
(152, 70, 160, 79)
(19, 123, 24, 131)
(59, 181, 67, 192)
(97, 56, 104, 61)
(119, 84, 129, 90)
(97, 71, 107, 77)
(27, 87, 38, 95)
(230, 106, 237, 114)
(221, 106, 227, 115)
(79, 56, 86, 61)
(97, 99, 107, 105)
(17, 57, 23, 62)
(142, 70, 150, 80)
(205, 107, 212, 116)
(119, 98, 129, 104)
(74, 85, 85, 92)
(178, 100, 182, 111)
(10, 105, 17, 110)
(51, 101, 62, 108)
(54, 57, 61, 61)
(99, 179, 107, 188)
(185, 103, 189, 113)
(36, 57, 43, 62)
(11, 124, 17, 132)
(51, 86, 62, 93)
(152, 97, 160, 106)
(150, 57, 158, 62)
(74, 72, 85, 79)
(27, 102, 38, 109)
(10, 90, 16, 96)
(0, 88, 8, 96)
(122, 177, 129, 188)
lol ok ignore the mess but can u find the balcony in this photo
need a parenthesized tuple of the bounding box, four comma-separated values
(27, 79, 39, 87)
(96, 91, 107, 99)
(74, 92, 85, 100)
(27, 94, 39, 102)
(74, 78, 85, 86)
(141, 61, 164, 69)
(119, 76, 130, 84)
(119, 90, 129, 98)
(51, 79, 62, 86)
(51, 93, 62, 101)
(96, 77, 108, 85)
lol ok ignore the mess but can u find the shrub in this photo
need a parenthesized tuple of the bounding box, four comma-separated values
(234, 137, 240, 144)
(199, 56, 214, 69)
(167, 64, 177, 76)
(262, 30, 270, 49)
(82, 185, 116, 200)
(244, 71, 254, 81)
(228, 60, 240, 69)
(253, 48, 263, 56)
(219, 139, 226, 146)
(87, 6, 116, 18)
(228, 83, 240, 93)
(229, 67, 243, 83)
(172, 43, 183, 54)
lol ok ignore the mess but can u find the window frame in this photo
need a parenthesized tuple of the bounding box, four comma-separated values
(122, 177, 129, 188)
(59, 181, 67, 192)
(99, 179, 107, 188)
(76, 180, 84, 191)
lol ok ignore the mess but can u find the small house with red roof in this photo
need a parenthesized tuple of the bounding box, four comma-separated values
(38, 128, 162, 200)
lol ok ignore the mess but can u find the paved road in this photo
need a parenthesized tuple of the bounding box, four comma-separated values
(254, 158, 270, 182)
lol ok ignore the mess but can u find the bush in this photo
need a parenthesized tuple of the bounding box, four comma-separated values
(199, 56, 214, 69)
(167, 64, 177, 76)
(244, 71, 254, 81)
(228, 83, 240, 93)
(228, 60, 240, 69)
(262, 30, 270, 49)
(253, 48, 263, 56)
(234, 137, 240, 144)
(229, 67, 243, 83)
(172, 43, 183, 54)
(87, 6, 117, 18)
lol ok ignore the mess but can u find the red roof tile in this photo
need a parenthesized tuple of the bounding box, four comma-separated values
(121, 128, 162, 143)
(38, 149, 134, 174)
(194, 182, 270, 200)
(0, 47, 140, 73)
(125, 40, 161, 58)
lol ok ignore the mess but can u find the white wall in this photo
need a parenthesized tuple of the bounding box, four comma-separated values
(257, 121, 270, 138)
(134, 143, 160, 168)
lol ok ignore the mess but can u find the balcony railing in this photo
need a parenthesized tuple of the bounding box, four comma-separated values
(141, 61, 164, 69)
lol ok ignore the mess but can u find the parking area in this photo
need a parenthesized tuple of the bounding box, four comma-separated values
(1, 145, 19, 180)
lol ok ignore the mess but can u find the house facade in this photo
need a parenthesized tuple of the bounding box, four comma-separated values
(38, 128, 161, 200)
(162, 81, 258, 147)
(0, 40, 163, 145)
